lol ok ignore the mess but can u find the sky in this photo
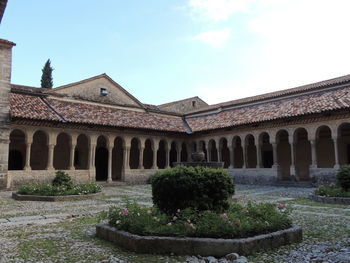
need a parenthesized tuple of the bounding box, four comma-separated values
(1, 0, 350, 105)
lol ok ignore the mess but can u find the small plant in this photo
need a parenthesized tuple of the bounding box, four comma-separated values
(151, 166, 234, 214)
(52, 170, 74, 189)
(336, 165, 350, 191)
(315, 185, 350, 198)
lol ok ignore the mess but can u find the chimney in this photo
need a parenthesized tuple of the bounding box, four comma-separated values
(0, 38, 15, 188)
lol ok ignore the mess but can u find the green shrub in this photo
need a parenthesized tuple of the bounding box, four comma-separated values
(52, 171, 74, 189)
(103, 201, 292, 239)
(17, 182, 102, 196)
(336, 165, 350, 191)
(315, 185, 350, 197)
(151, 166, 234, 214)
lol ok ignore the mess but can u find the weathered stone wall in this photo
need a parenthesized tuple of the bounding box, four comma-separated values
(229, 168, 279, 185)
(7, 169, 93, 189)
(309, 168, 336, 186)
(159, 97, 208, 114)
(0, 40, 14, 189)
(124, 169, 157, 184)
(54, 77, 141, 107)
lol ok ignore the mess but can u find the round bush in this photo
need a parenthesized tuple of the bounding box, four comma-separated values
(151, 166, 234, 214)
(52, 170, 74, 189)
(336, 165, 350, 191)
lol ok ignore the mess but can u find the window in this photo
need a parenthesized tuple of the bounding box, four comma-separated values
(100, 88, 108, 96)
(192, 101, 196, 107)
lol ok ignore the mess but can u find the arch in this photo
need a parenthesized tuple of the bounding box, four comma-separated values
(157, 140, 166, 168)
(8, 129, 26, 170)
(75, 134, 89, 169)
(169, 141, 177, 167)
(143, 139, 153, 169)
(316, 125, 335, 168)
(232, 136, 243, 168)
(112, 136, 124, 180)
(259, 132, 273, 168)
(30, 130, 48, 170)
(245, 134, 257, 168)
(53, 132, 71, 170)
(95, 135, 108, 181)
(208, 139, 218, 162)
(276, 129, 291, 180)
(294, 128, 311, 180)
(219, 137, 230, 168)
(129, 138, 140, 169)
(338, 122, 350, 165)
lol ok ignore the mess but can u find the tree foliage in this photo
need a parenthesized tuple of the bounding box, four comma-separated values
(41, 59, 53, 89)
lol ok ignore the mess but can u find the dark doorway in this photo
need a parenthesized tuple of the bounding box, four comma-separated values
(95, 147, 108, 181)
(262, 151, 273, 168)
(8, 150, 24, 170)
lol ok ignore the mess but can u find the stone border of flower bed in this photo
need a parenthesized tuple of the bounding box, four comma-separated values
(12, 192, 102, 202)
(309, 194, 350, 205)
(96, 224, 302, 257)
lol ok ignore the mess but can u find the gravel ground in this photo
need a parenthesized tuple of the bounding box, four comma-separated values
(0, 184, 349, 263)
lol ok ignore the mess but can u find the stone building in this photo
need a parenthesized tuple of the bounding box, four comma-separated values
(1, 37, 350, 188)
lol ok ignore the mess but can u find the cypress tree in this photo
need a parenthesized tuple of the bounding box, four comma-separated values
(41, 59, 54, 89)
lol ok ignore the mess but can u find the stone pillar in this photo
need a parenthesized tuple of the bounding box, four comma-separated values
(289, 136, 296, 177)
(310, 139, 317, 168)
(176, 145, 181, 163)
(271, 141, 279, 169)
(139, 146, 145, 169)
(24, 132, 33, 171)
(333, 136, 340, 169)
(89, 143, 96, 170)
(256, 142, 262, 168)
(207, 141, 212, 162)
(228, 145, 234, 169)
(0, 39, 16, 188)
(152, 140, 159, 169)
(107, 145, 113, 183)
(124, 146, 130, 170)
(47, 144, 55, 170)
(242, 143, 248, 168)
(216, 139, 221, 162)
(69, 135, 77, 170)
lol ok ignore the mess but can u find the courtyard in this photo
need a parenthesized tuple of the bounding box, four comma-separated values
(0, 185, 349, 263)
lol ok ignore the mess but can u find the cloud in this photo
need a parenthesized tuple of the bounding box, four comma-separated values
(191, 28, 232, 47)
(188, 0, 255, 22)
(192, 0, 350, 104)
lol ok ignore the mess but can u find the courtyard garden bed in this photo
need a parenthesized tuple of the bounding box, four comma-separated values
(12, 171, 102, 201)
(97, 166, 302, 256)
(311, 166, 350, 205)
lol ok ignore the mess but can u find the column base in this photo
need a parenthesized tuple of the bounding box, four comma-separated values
(24, 166, 31, 171)
(333, 164, 340, 169)
(309, 164, 318, 169)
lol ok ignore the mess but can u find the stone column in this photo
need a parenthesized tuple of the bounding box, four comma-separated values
(165, 146, 170, 168)
(216, 139, 221, 162)
(256, 142, 262, 168)
(228, 145, 234, 169)
(176, 145, 181, 163)
(107, 145, 113, 183)
(88, 143, 96, 170)
(310, 139, 317, 168)
(47, 144, 55, 170)
(242, 143, 248, 168)
(152, 140, 159, 169)
(333, 136, 340, 169)
(69, 145, 76, 171)
(272, 141, 279, 169)
(207, 141, 212, 162)
(124, 146, 130, 170)
(289, 136, 296, 177)
(24, 133, 33, 171)
(139, 146, 145, 169)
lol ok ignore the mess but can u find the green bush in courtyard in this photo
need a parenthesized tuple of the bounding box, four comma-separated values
(336, 165, 350, 191)
(52, 170, 74, 189)
(151, 166, 234, 214)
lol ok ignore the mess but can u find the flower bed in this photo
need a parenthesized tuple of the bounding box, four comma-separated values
(101, 202, 292, 239)
(12, 171, 102, 201)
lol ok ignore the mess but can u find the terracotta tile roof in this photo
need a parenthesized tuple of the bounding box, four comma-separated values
(186, 74, 350, 115)
(43, 97, 187, 132)
(10, 93, 62, 122)
(186, 86, 350, 132)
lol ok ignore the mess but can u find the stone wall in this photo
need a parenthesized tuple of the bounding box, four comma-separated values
(0, 40, 15, 189)
(229, 168, 279, 185)
(159, 97, 208, 114)
(7, 169, 93, 189)
(310, 168, 336, 186)
(124, 169, 157, 184)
